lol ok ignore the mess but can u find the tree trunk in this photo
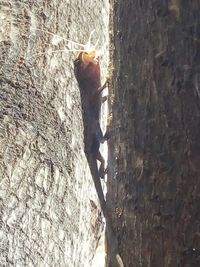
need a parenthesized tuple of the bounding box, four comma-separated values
(107, 1, 200, 266)
(0, 1, 109, 266)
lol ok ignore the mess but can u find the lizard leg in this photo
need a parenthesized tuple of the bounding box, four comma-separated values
(96, 151, 106, 178)
(102, 95, 108, 103)
(97, 80, 108, 95)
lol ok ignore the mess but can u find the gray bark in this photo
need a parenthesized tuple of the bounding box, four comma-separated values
(0, 1, 109, 266)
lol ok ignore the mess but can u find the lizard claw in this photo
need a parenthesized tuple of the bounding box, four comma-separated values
(104, 131, 110, 141)
(99, 164, 108, 179)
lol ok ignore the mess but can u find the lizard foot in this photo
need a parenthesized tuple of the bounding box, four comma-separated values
(104, 131, 111, 141)
(99, 164, 108, 179)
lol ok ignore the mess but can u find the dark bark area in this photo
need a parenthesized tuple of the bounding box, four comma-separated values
(107, 1, 200, 266)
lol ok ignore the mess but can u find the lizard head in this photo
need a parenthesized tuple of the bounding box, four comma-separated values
(81, 50, 99, 65)
(75, 30, 100, 65)
(73, 30, 101, 81)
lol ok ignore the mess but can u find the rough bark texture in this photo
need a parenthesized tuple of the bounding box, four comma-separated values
(107, 1, 200, 267)
(0, 1, 109, 266)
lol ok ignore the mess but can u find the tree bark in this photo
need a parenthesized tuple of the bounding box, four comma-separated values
(107, 1, 200, 266)
(0, 1, 109, 266)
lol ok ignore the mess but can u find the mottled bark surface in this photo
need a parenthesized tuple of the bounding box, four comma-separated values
(107, 1, 200, 267)
(0, 1, 109, 266)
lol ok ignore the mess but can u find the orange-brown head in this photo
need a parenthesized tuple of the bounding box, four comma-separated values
(81, 50, 99, 65)
(74, 50, 100, 83)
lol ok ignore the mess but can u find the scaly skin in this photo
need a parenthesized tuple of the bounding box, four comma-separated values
(74, 52, 107, 178)
(74, 52, 124, 267)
